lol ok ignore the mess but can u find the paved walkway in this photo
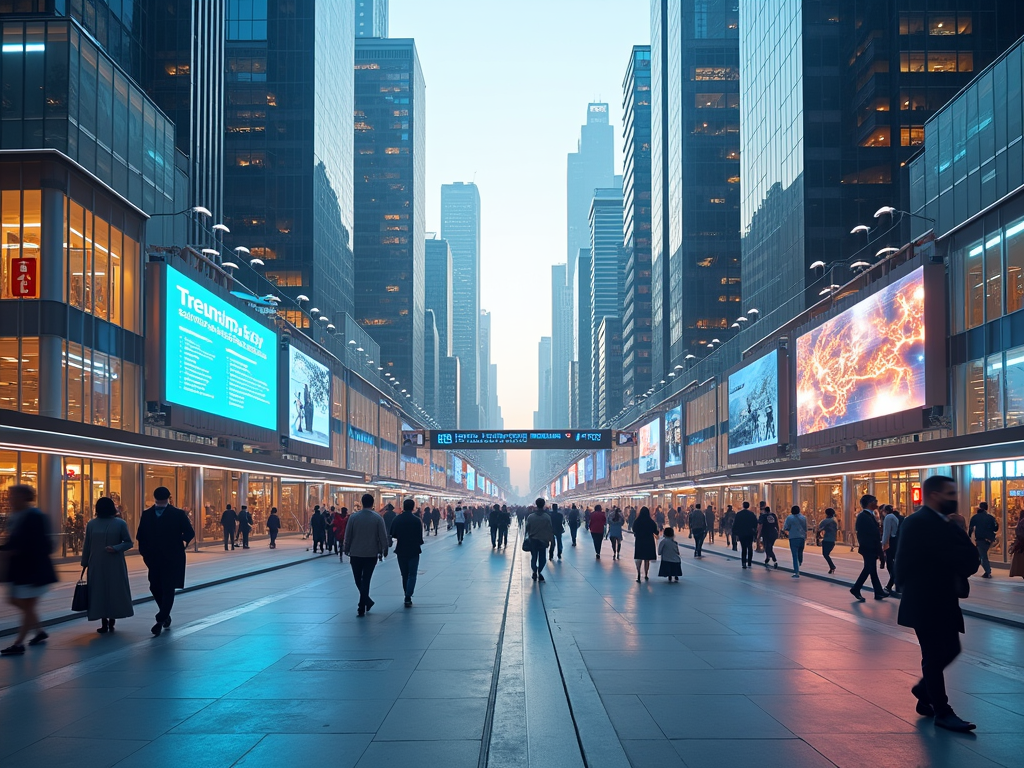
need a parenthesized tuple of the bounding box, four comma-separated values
(1, 522, 1022, 768)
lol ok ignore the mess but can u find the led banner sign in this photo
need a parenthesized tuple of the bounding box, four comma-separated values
(430, 430, 612, 450)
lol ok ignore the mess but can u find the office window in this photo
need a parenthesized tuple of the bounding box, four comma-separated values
(987, 354, 1004, 431)
(986, 231, 1003, 321)
(1006, 218, 1024, 314)
(901, 126, 924, 146)
(1005, 346, 1024, 427)
(965, 239, 984, 329)
(965, 360, 985, 433)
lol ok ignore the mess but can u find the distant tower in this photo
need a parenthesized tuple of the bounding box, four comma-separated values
(567, 104, 615, 288)
(355, 0, 389, 38)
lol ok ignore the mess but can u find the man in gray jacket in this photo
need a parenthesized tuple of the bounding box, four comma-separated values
(343, 494, 389, 616)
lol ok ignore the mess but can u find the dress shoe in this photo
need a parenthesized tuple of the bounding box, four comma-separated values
(981, 573, 992, 579)
(537, 574, 545, 582)
(912, 685, 934, 717)
(357, 608, 365, 617)
(404, 598, 413, 607)
(850, 588, 866, 602)
(28, 631, 49, 645)
(1, 643, 26, 655)
(97, 620, 110, 634)
(163, 617, 172, 628)
(934, 712, 976, 732)
(365, 599, 374, 612)
(151, 623, 163, 636)
(873, 593, 888, 600)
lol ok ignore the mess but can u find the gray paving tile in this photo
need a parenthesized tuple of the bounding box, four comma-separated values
(222, 670, 413, 700)
(354, 739, 479, 768)
(399, 668, 493, 698)
(671, 737, 837, 768)
(170, 697, 392, 734)
(2, 736, 148, 768)
(620, 738, 687, 768)
(639, 694, 791, 739)
(749, 693, 917, 735)
(974, 692, 1024, 716)
(959, 731, 1024, 768)
(583, 650, 711, 671)
(233, 733, 373, 767)
(415, 649, 496, 670)
(111, 733, 264, 768)
(601, 694, 664, 739)
(691, 650, 802, 670)
(52, 697, 217, 740)
(376, 697, 487, 740)
(803, 732, 1004, 768)
(125, 671, 261, 699)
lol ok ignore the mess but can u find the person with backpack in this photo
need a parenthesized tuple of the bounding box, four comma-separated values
(525, 499, 554, 581)
(757, 505, 780, 569)
(817, 507, 839, 573)
(688, 504, 708, 557)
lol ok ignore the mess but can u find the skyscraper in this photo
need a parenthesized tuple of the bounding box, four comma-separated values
(651, 0, 741, 381)
(438, 356, 461, 429)
(537, 336, 553, 429)
(355, 0, 388, 38)
(589, 187, 625, 425)
(224, 0, 356, 326)
(425, 238, 454, 359)
(740, 1, 1024, 326)
(572, 248, 593, 428)
(567, 104, 616, 288)
(622, 45, 653, 410)
(424, 309, 440, 419)
(596, 317, 624, 426)
(353, 37, 427, 405)
(479, 309, 492, 428)
(550, 263, 573, 426)
(441, 182, 482, 429)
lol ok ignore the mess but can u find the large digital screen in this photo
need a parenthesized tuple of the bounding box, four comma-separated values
(596, 450, 607, 481)
(568, 465, 577, 490)
(797, 267, 926, 435)
(451, 455, 463, 486)
(576, 459, 586, 484)
(585, 455, 594, 483)
(466, 464, 476, 492)
(288, 346, 331, 448)
(430, 430, 611, 450)
(728, 350, 780, 454)
(638, 418, 661, 474)
(165, 267, 277, 430)
(664, 406, 682, 467)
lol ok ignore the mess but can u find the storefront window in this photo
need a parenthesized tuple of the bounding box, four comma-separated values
(1005, 346, 1024, 427)
(968, 464, 987, 527)
(986, 354, 1004, 430)
(985, 232, 1003, 320)
(965, 240, 984, 328)
(965, 360, 985, 433)
(1006, 218, 1024, 314)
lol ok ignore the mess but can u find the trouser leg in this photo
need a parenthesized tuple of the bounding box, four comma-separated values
(456, 522, 465, 542)
(790, 538, 803, 574)
(491, 527, 498, 547)
(592, 531, 603, 554)
(822, 541, 836, 570)
(978, 541, 991, 576)
(224, 530, 231, 550)
(694, 530, 705, 555)
(739, 537, 753, 566)
(570, 525, 578, 544)
(914, 627, 961, 716)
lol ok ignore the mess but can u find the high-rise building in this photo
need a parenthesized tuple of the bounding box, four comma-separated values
(589, 187, 625, 425)
(425, 238, 454, 359)
(144, 1, 226, 242)
(438, 356, 461, 429)
(479, 309, 492, 427)
(596, 317, 624, 426)
(650, 0, 741, 382)
(355, 0, 388, 38)
(567, 103, 615, 287)
(441, 182, 482, 429)
(224, 0, 356, 328)
(550, 264, 573, 426)
(353, 37, 426, 405)
(572, 248, 593, 428)
(537, 337, 553, 429)
(622, 45, 653, 410)
(424, 309, 440, 420)
(740, 1, 1024, 327)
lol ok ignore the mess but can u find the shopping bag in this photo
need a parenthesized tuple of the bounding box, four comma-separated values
(71, 568, 89, 612)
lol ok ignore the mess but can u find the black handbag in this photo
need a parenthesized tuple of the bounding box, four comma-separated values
(521, 537, 534, 552)
(71, 568, 89, 612)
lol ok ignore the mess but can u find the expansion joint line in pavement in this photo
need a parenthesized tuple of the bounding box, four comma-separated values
(537, 584, 591, 768)
(479, 525, 522, 768)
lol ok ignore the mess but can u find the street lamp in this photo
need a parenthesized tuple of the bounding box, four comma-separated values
(875, 246, 900, 258)
(850, 224, 871, 235)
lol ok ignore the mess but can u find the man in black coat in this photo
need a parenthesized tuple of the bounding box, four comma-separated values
(732, 502, 759, 568)
(850, 494, 888, 601)
(967, 502, 999, 579)
(497, 504, 511, 550)
(489, 504, 502, 549)
(896, 475, 981, 732)
(549, 503, 565, 560)
(220, 504, 237, 551)
(391, 498, 424, 607)
(237, 505, 253, 549)
(137, 486, 195, 636)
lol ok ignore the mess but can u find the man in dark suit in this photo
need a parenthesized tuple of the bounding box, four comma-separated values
(390, 498, 424, 607)
(896, 475, 981, 732)
(549, 503, 565, 560)
(850, 494, 888, 601)
(136, 486, 195, 636)
(220, 504, 237, 551)
(968, 502, 999, 579)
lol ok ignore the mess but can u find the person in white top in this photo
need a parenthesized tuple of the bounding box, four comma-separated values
(454, 506, 467, 544)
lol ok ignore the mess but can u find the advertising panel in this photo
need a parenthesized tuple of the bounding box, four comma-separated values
(568, 465, 577, 490)
(287, 346, 331, 447)
(596, 450, 607, 481)
(466, 464, 476, 492)
(550, 481, 557, 498)
(664, 405, 682, 467)
(576, 459, 586, 485)
(451, 455, 463, 487)
(638, 418, 661, 474)
(797, 267, 926, 435)
(165, 267, 277, 429)
(585, 454, 594, 483)
(728, 350, 780, 454)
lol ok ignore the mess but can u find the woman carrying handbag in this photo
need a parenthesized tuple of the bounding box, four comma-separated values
(81, 497, 135, 633)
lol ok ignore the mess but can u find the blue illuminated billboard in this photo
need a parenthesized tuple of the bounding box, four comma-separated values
(164, 267, 277, 430)
(288, 346, 331, 448)
(466, 464, 476, 492)
(596, 450, 607, 481)
(728, 350, 780, 454)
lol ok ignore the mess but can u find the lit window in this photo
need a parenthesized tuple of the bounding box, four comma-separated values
(386, 285, 400, 292)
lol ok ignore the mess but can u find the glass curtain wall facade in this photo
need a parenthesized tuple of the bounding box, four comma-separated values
(224, 0, 356, 324)
(650, 0, 671, 384)
(589, 187, 624, 426)
(622, 45, 653, 411)
(550, 262, 573, 426)
(353, 37, 426, 406)
(441, 182, 481, 430)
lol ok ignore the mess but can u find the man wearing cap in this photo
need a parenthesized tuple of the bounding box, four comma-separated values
(136, 486, 195, 636)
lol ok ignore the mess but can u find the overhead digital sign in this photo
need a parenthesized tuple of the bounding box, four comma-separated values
(797, 267, 926, 435)
(638, 419, 661, 474)
(664, 406, 682, 467)
(164, 267, 277, 430)
(430, 430, 611, 450)
(288, 346, 331, 448)
(728, 350, 780, 454)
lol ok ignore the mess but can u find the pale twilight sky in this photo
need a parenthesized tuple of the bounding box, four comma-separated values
(389, 0, 650, 493)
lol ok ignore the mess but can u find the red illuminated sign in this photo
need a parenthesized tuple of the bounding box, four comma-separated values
(10, 257, 38, 298)
(911, 486, 922, 505)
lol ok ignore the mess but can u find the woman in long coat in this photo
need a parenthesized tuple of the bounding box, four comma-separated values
(82, 497, 134, 632)
(1, 485, 57, 654)
(632, 506, 659, 582)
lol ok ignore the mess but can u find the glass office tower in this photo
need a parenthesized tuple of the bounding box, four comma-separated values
(622, 45, 653, 410)
(589, 187, 625, 426)
(224, 0, 356, 324)
(354, 37, 426, 406)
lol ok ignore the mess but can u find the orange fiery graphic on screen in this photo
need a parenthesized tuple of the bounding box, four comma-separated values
(796, 268, 926, 435)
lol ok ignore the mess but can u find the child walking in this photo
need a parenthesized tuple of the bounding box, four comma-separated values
(658, 528, 682, 582)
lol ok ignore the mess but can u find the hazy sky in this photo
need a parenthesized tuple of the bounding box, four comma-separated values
(390, 0, 650, 492)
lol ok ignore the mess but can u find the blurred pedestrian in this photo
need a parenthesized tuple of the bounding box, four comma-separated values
(850, 495, 887, 601)
(136, 486, 194, 636)
(526, 499, 553, 581)
(220, 504, 237, 551)
(882, 505, 902, 592)
(897, 475, 980, 732)
(489, 504, 502, 550)
(688, 504, 707, 557)
(310, 506, 326, 553)
(549, 503, 565, 560)
(431, 506, 441, 535)
(332, 507, 349, 562)
(567, 505, 581, 546)
(757, 505, 780, 569)
(1, 485, 57, 654)
(497, 505, 511, 549)
(324, 507, 336, 553)
(589, 504, 607, 559)
(608, 508, 625, 560)
(237, 505, 253, 549)
(723, 505, 736, 550)
(658, 528, 682, 582)
(1009, 514, 1024, 579)
(705, 505, 716, 544)
(82, 497, 134, 634)
(454, 505, 467, 544)
(632, 507, 658, 582)
(817, 507, 838, 574)
(968, 502, 999, 579)
(267, 507, 281, 548)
